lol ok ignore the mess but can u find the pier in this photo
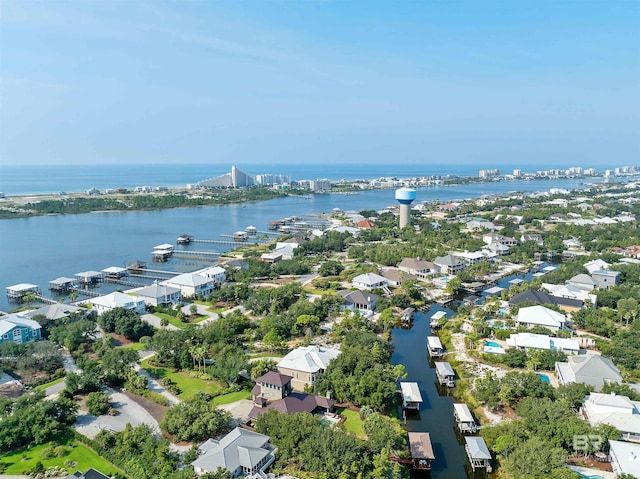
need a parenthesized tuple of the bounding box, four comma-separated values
(465, 436, 492, 472)
(453, 403, 478, 434)
(427, 336, 445, 358)
(49, 277, 76, 293)
(192, 238, 264, 246)
(69, 286, 102, 298)
(6, 283, 41, 301)
(435, 361, 456, 387)
(104, 277, 150, 288)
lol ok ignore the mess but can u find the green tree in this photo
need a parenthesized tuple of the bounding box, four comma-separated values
(86, 391, 111, 416)
(160, 393, 232, 442)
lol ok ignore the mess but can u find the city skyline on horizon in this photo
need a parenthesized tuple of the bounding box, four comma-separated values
(1, 0, 638, 167)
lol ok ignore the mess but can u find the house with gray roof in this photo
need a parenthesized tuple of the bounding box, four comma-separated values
(591, 270, 621, 289)
(381, 268, 416, 287)
(277, 345, 341, 391)
(555, 354, 623, 391)
(65, 469, 111, 479)
(434, 255, 465, 275)
(582, 392, 640, 443)
(352, 272, 387, 291)
(337, 290, 378, 315)
(91, 291, 146, 316)
(398, 258, 439, 279)
(192, 427, 276, 477)
(24, 303, 85, 321)
(566, 274, 597, 292)
(129, 282, 182, 307)
(161, 273, 217, 298)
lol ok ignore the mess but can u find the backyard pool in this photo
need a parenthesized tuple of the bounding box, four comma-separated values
(483, 341, 505, 355)
(485, 341, 501, 348)
(537, 373, 551, 384)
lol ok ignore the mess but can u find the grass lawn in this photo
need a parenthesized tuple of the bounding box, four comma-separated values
(338, 408, 365, 438)
(2, 433, 122, 476)
(119, 342, 146, 351)
(33, 377, 65, 392)
(154, 312, 207, 328)
(248, 352, 284, 359)
(212, 388, 252, 405)
(141, 358, 222, 400)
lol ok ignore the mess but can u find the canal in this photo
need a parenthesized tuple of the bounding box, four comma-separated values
(391, 307, 488, 479)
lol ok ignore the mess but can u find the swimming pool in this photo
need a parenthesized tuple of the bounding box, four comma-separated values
(440, 277, 451, 282)
(537, 373, 551, 384)
(485, 341, 501, 348)
(483, 341, 506, 355)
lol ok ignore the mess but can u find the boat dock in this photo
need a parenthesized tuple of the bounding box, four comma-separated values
(192, 238, 264, 246)
(430, 310, 447, 329)
(69, 286, 102, 298)
(104, 277, 150, 288)
(408, 432, 435, 471)
(427, 336, 445, 358)
(454, 403, 478, 434)
(400, 307, 415, 327)
(435, 361, 456, 387)
(465, 436, 492, 472)
(49, 277, 76, 292)
(400, 381, 423, 412)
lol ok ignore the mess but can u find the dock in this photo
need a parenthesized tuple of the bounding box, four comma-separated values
(102, 266, 129, 279)
(49, 277, 76, 292)
(400, 307, 415, 327)
(465, 436, 492, 472)
(400, 382, 423, 412)
(192, 238, 264, 246)
(408, 432, 435, 471)
(435, 361, 456, 387)
(435, 294, 453, 306)
(454, 403, 478, 434)
(176, 234, 194, 244)
(427, 336, 445, 358)
(104, 277, 150, 288)
(75, 271, 105, 286)
(6, 283, 41, 301)
(430, 310, 447, 329)
(69, 286, 102, 298)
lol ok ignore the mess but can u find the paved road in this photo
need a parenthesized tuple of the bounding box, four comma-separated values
(181, 303, 219, 326)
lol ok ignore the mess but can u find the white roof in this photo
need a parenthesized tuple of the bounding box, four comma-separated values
(196, 266, 226, 277)
(102, 266, 128, 274)
(6, 283, 39, 292)
(427, 336, 443, 349)
(542, 283, 596, 303)
(584, 259, 610, 274)
(431, 311, 447, 320)
(92, 291, 144, 309)
(400, 382, 423, 403)
(76, 271, 103, 278)
(277, 345, 341, 374)
(152, 249, 173, 255)
(454, 403, 475, 423)
(506, 333, 579, 351)
(352, 272, 387, 286)
(484, 286, 504, 294)
(154, 243, 174, 250)
(164, 273, 212, 287)
(0, 314, 42, 336)
(516, 305, 565, 328)
(435, 361, 455, 377)
(609, 440, 640, 478)
(49, 277, 76, 285)
(130, 283, 181, 298)
(509, 279, 524, 285)
(465, 436, 491, 460)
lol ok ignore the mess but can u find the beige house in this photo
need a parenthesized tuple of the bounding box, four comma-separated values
(277, 345, 341, 391)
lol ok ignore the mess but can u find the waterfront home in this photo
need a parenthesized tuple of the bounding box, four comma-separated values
(398, 257, 439, 279)
(276, 345, 341, 391)
(249, 372, 335, 420)
(555, 354, 623, 391)
(24, 303, 85, 321)
(337, 290, 378, 315)
(583, 259, 611, 274)
(515, 305, 566, 332)
(608, 440, 640, 478)
(506, 333, 580, 354)
(91, 291, 146, 316)
(582, 392, 640, 442)
(128, 282, 182, 307)
(0, 313, 41, 345)
(433, 255, 465, 275)
(195, 266, 227, 287)
(161, 273, 217, 298)
(191, 427, 276, 477)
(381, 268, 415, 287)
(541, 283, 597, 310)
(453, 250, 486, 266)
(352, 272, 387, 291)
(521, 233, 543, 246)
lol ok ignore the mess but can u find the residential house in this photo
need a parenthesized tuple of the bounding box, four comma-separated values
(486, 242, 510, 255)
(65, 469, 111, 479)
(521, 234, 543, 246)
(338, 290, 378, 314)
(453, 251, 486, 266)
(381, 268, 416, 287)
(191, 427, 276, 477)
(608, 440, 640, 478)
(162, 273, 217, 298)
(277, 345, 341, 391)
(515, 305, 566, 331)
(482, 233, 517, 247)
(434, 255, 465, 275)
(540, 284, 597, 310)
(591, 270, 621, 289)
(566, 274, 597, 292)
(398, 258, 439, 279)
(249, 372, 335, 421)
(555, 354, 623, 391)
(465, 220, 497, 232)
(129, 282, 182, 307)
(582, 393, 640, 443)
(91, 292, 146, 316)
(506, 333, 580, 354)
(357, 219, 375, 229)
(0, 313, 42, 345)
(24, 303, 85, 321)
(352, 272, 387, 291)
(583, 259, 610, 274)
(196, 266, 227, 287)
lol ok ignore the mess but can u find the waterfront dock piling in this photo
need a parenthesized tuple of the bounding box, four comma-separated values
(435, 361, 456, 387)
(454, 403, 478, 434)
(465, 436, 492, 472)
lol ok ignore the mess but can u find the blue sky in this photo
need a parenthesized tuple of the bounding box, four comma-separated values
(1, 0, 638, 167)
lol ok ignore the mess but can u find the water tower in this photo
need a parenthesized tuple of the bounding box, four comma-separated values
(395, 187, 416, 228)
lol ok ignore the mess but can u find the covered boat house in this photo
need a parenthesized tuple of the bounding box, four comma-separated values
(465, 436, 492, 472)
(408, 432, 435, 471)
(400, 382, 423, 412)
(427, 336, 444, 358)
(454, 403, 478, 433)
(435, 361, 455, 387)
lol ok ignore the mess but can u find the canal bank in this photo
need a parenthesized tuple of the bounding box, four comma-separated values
(391, 309, 489, 479)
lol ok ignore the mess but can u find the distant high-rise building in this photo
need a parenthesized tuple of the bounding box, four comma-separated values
(513, 169, 522, 177)
(479, 169, 500, 178)
(199, 165, 254, 188)
(310, 179, 332, 193)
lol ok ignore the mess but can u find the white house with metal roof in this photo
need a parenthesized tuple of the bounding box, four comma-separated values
(582, 393, 640, 443)
(608, 440, 640, 478)
(91, 292, 146, 316)
(0, 314, 42, 345)
(516, 305, 566, 331)
(191, 427, 276, 477)
(352, 272, 387, 291)
(506, 333, 580, 354)
(161, 273, 217, 298)
(277, 345, 341, 391)
(128, 282, 182, 307)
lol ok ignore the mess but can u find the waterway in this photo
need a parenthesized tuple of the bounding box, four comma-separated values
(391, 308, 488, 479)
(0, 177, 602, 313)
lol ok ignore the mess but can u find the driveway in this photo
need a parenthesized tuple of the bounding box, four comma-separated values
(181, 303, 219, 326)
(74, 389, 160, 439)
(134, 364, 181, 406)
(142, 313, 179, 331)
(218, 399, 254, 425)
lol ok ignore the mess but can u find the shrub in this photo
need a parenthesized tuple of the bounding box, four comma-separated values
(86, 391, 111, 416)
